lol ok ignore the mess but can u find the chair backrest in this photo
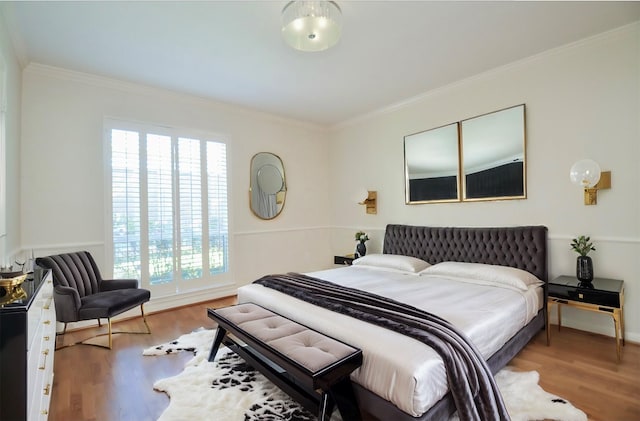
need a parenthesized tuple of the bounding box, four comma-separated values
(35, 251, 103, 297)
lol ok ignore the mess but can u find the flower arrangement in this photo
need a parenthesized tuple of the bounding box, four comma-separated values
(571, 235, 596, 256)
(355, 231, 369, 242)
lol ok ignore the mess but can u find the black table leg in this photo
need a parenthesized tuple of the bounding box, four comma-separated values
(208, 326, 227, 361)
(328, 378, 361, 421)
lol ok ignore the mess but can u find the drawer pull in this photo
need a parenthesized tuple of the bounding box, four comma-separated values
(41, 410, 49, 415)
(43, 384, 51, 396)
(39, 349, 50, 369)
(44, 336, 50, 341)
(43, 320, 51, 325)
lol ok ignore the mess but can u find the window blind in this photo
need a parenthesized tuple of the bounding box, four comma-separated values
(108, 122, 228, 293)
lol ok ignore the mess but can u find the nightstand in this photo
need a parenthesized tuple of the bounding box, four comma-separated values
(547, 275, 625, 361)
(334, 255, 355, 266)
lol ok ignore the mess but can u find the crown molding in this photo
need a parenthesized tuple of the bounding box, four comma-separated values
(332, 21, 640, 131)
(23, 63, 329, 133)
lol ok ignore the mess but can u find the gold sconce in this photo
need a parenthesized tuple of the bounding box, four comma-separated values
(570, 159, 611, 205)
(359, 191, 377, 214)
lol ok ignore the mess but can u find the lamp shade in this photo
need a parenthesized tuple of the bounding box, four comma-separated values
(570, 159, 601, 188)
(282, 1, 342, 52)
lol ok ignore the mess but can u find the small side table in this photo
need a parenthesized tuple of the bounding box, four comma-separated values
(334, 255, 355, 266)
(547, 275, 625, 361)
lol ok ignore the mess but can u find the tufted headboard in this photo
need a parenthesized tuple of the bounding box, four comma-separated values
(383, 224, 548, 282)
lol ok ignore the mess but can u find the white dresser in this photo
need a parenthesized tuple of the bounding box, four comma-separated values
(0, 269, 55, 421)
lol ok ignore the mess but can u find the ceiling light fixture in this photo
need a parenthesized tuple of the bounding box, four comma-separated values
(281, 1, 342, 52)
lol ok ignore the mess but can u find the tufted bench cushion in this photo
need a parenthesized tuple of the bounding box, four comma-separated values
(214, 303, 358, 374)
(208, 303, 362, 421)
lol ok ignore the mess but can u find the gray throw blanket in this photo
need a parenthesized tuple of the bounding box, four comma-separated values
(254, 273, 510, 421)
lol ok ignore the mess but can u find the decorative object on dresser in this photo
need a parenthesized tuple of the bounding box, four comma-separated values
(354, 231, 369, 257)
(0, 268, 56, 421)
(35, 251, 151, 349)
(547, 275, 625, 362)
(0, 272, 28, 303)
(570, 235, 595, 284)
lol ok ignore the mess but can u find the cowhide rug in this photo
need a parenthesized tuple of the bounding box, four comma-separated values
(143, 328, 587, 421)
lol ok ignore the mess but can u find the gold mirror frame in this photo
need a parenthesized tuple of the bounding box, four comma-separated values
(404, 104, 526, 204)
(249, 152, 287, 219)
(404, 122, 461, 203)
(460, 104, 526, 201)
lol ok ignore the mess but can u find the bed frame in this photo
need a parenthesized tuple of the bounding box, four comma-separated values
(352, 224, 549, 421)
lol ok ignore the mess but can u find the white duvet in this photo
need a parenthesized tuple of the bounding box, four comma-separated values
(237, 265, 542, 417)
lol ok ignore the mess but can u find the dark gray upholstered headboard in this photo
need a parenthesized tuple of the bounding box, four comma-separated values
(383, 224, 548, 282)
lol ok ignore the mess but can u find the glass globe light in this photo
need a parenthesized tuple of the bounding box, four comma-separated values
(569, 159, 601, 188)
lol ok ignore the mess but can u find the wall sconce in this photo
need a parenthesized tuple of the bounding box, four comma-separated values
(358, 191, 377, 214)
(569, 159, 611, 205)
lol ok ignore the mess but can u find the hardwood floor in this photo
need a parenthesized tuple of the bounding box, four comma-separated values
(49, 297, 640, 421)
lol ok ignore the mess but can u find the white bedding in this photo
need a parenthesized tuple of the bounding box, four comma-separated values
(237, 265, 543, 417)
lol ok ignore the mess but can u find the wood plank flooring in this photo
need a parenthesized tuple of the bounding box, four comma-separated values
(48, 297, 640, 421)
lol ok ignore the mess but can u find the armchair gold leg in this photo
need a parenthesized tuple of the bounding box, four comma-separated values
(108, 319, 113, 349)
(140, 303, 151, 334)
(56, 303, 151, 350)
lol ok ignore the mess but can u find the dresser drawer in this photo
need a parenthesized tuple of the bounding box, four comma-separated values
(27, 274, 55, 421)
(0, 269, 53, 421)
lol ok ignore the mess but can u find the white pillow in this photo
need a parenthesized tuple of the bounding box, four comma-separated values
(422, 261, 542, 291)
(352, 254, 431, 274)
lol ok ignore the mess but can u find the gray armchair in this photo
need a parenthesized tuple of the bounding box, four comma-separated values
(35, 251, 151, 349)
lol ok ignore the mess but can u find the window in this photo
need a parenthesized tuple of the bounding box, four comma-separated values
(106, 119, 228, 295)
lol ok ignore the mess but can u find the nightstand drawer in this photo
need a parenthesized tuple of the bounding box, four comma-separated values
(548, 276, 623, 308)
(549, 284, 620, 308)
(334, 255, 355, 266)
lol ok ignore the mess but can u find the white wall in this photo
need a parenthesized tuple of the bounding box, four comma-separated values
(0, 10, 22, 265)
(328, 23, 640, 342)
(20, 65, 332, 311)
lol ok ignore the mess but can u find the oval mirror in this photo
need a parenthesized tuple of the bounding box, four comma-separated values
(250, 152, 286, 219)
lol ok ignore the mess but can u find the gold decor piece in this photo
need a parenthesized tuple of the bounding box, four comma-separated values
(358, 191, 377, 214)
(0, 274, 28, 305)
(0, 273, 27, 289)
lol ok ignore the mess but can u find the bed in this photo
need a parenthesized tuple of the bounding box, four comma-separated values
(237, 224, 548, 420)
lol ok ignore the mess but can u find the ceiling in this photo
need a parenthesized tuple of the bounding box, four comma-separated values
(1, 1, 639, 127)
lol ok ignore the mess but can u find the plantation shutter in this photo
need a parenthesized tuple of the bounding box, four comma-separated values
(107, 121, 229, 294)
(111, 129, 141, 279)
(207, 141, 228, 274)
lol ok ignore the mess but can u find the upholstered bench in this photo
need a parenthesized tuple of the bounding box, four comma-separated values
(207, 303, 363, 421)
